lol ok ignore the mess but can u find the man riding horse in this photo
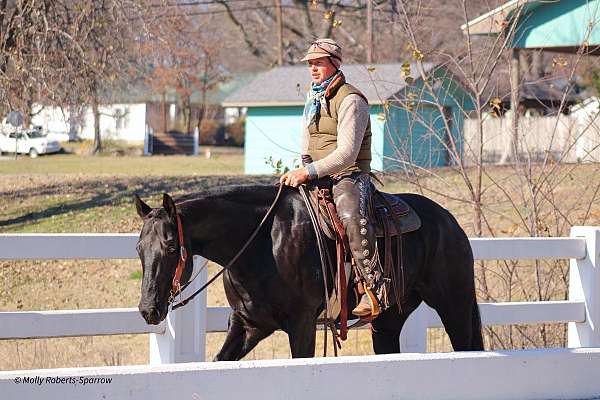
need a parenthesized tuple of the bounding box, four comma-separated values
(279, 38, 387, 318)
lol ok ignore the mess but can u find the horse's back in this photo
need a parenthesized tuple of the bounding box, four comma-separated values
(385, 191, 473, 266)
(392, 192, 467, 235)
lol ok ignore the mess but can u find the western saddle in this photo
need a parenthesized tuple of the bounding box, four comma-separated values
(307, 183, 421, 341)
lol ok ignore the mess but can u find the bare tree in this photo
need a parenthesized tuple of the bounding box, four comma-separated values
(140, 12, 227, 135)
(0, 1, 153, 152)
(378, 0, 600, 350)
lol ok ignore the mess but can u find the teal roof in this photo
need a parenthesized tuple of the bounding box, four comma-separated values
(461, 0, 541, 35)
(462, 0, 600, 51)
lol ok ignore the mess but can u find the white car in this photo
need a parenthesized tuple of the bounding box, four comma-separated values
(0, 129, 61, 158)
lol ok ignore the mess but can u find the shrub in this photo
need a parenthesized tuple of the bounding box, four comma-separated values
(199, 119, 221, 145)
(225, 118, 245, 146)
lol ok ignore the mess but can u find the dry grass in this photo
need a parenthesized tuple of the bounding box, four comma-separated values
(1, 155, 600, 370)
(0, 259, 378, 370)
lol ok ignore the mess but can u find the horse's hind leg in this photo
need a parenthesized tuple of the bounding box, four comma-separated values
(469, 300, 484, 349)
(214, 311, 273, 361)
(430, 295, 484, 351)
(371, 296, 421, 354)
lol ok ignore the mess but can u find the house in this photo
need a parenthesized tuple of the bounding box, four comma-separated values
(462, 0, 599, 112)
(484, 76, 579, 117)
(460, 0, 600, 163)
(32, 103, 147, 143)
(222, 63, 474, 174)
(462, 0, 600, 53)
(30, 74, 254, 144)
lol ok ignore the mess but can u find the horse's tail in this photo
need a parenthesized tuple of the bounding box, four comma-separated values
(471, 295, 484, 350)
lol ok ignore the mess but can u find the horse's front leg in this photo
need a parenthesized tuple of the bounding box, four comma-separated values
(214, 311, 273, 361)
(286, 312, 317, 358)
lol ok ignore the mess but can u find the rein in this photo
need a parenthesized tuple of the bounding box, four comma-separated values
(298, 184, 342, 356)
(170, 183, 285, 311)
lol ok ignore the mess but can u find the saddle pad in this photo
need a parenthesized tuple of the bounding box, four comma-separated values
(309, 188, 422, 241)
(373, 192, 421, 237)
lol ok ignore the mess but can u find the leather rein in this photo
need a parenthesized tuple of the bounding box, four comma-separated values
(169, 183, 284, 311)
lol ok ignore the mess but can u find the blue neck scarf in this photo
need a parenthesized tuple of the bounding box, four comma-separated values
(302, 71, 341, 126)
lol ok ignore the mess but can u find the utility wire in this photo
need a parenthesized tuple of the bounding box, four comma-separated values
(150, 0, 389, 10)
(150, 4, 394, 22)
(147, 0, 257, 7)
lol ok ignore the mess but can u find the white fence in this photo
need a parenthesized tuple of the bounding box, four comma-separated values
(462, 115, 600, 165)
(1, 227, 600, 399)
(0, 227, 598, 360)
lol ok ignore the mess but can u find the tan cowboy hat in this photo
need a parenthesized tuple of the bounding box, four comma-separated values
(301, 38, 342, 65)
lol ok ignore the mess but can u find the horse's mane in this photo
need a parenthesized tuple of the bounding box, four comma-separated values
(177, 184, 285, 211)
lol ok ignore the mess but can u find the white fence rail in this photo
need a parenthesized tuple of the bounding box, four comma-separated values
(0, 227, 598, 361)
(2, 348, 600, 400)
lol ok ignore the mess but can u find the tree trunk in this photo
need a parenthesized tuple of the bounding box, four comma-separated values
(510, 48, 520, 162)
(24, 86, 33, 128)
(186, 97, 192, 134)
(499, 48, 520, 164)
(531, 51, 543, 79)
(367, 0, 373, 63)
(196, 100, 205, 136)
(275, 0, 283, 65)
(519, 50, 530, 77)
(196, 63, 209, 137)
(92, 85, 102, 154)
(161, 91, 167, 134)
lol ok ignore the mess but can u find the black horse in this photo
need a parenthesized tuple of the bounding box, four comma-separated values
(134, 184, 483, 360)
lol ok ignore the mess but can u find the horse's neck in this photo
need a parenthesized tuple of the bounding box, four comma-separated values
(181, 194, 272, 267)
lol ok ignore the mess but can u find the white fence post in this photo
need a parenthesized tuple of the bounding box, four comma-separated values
(193, 127, 199, 156)
(568, 226, 600, 348)
(399, 303, 429, 352)
(144, 125, 152, 156)
(150, 256, 208, 364)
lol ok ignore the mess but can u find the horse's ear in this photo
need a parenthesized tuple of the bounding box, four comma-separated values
(134, 194, 152, 219)
(162, 193, 177, 220)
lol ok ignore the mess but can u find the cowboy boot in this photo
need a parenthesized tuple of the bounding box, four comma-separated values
(333, 173, 386, 318)
(349, 219, 382, 318)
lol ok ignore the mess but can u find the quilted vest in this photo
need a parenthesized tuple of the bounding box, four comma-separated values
(307, 82, 372, 175)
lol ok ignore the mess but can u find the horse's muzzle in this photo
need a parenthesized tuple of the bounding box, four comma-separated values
(139, 304, 163, 325)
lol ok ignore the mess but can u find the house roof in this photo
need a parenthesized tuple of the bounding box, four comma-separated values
(487, 75, 579, 104)
(101, 73, 256, 105)
(460, 0, 542, 35)
(520, 78, 578, 103)
(221, 63, 437, 107)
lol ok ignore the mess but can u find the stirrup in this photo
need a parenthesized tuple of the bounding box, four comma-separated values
(352, 283, 381, 318)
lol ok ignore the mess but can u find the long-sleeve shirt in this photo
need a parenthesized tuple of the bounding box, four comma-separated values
(301, 94, 370, 178)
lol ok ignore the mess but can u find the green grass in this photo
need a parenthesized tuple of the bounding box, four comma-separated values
(0, 147, 244, 175)
(129, 271, 142, 280)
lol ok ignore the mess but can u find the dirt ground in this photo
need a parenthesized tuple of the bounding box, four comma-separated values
(2, 155, 599, 370)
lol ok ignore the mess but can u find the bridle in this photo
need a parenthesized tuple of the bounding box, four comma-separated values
(170, 213, 187, 297)
(168, 183, 285, 310)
